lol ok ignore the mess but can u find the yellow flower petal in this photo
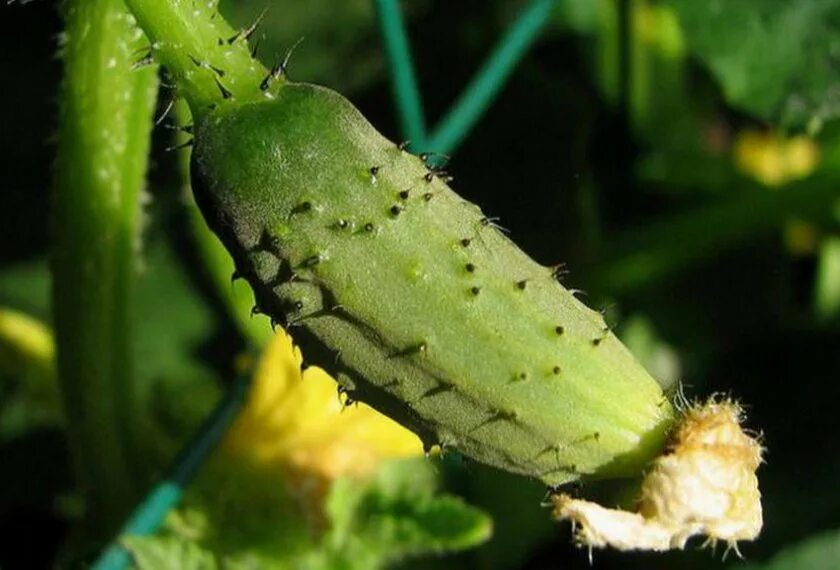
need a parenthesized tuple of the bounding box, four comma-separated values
(0, 308, 55, 366)
(223, 330, 423, 481)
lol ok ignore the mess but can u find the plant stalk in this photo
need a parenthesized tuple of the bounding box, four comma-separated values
(122, 0, 270, 113)
(53, 0, 158, 536)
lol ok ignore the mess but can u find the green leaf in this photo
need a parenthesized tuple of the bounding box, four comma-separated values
(117, 233, 225, 484)
(619, 315, 681, 393)
(815, 236, 840, 320)
(123, 535, 219, 570)
(739, 528, 840, 570)
(0, 261, 51, 320)
(668, 0, 840, 128)
(324, 458, 492, 565)
(173, 458, 315, 567)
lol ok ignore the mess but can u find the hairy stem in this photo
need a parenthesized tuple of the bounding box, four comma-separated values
(53, 0, 158, 536)
(122, 0, 271, 113)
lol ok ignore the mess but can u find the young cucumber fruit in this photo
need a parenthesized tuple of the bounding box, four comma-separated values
(191, 82, 674, 487)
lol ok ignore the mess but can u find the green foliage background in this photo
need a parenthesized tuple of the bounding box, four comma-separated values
(1, 0, 840, 568)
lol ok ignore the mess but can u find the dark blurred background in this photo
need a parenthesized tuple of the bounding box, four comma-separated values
(2, 1, 840, 569)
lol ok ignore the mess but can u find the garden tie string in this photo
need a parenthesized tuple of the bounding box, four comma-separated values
(375, 0, 557, 156)
(91, 372, 251, 570)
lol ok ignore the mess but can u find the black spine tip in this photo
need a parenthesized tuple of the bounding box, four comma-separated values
(164, 139, 194, 153)
(291, 201, 312, 215)
(301, 254, 321, 268)
(260, 62, 283, 91)
(214, 77, 233, 99)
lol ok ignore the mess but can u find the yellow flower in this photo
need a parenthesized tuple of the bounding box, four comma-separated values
(222, 330, 423, 488)
(0, 308, 58, 429)
(734, 130, 819, 187)
(0, 308, 55, 368)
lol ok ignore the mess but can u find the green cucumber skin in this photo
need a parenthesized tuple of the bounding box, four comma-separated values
(191, 83, 673, 486)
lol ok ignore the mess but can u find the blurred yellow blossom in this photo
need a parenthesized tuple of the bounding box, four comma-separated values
(734, 130, 819, 187)
(0, 308, 60, 434)
(222, 330, 423, 491)
(0, 308, 55, 367)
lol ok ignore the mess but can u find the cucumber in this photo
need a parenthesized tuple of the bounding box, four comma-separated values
(190, 82, 674, 487)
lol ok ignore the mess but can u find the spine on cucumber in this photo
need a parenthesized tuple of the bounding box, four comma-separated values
(190, 82, 674, 487)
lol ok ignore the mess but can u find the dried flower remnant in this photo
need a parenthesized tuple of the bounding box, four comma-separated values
(553, 397, 763, 555)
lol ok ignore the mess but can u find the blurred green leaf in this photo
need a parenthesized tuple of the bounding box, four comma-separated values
(129, 235, 225, 474)
(171, 457, 315, 568)
(739, 528, 840, 570)
(668, 0, 840, 128)
(553, 0, 600, 33)
(619, 315, 681, 392)
(815, 236, 840, 320)
(590, 175, 840, 292)
(0, 260, 50, 320)
(145, 458, 488, 570)
(323, 458, 492, 566)
(124, 535, 219, 570)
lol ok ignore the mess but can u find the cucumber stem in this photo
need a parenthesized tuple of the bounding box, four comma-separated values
(122, 0, 271, 113)
(53, 0, 158, 535)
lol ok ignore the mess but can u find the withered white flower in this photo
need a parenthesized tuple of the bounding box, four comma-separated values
(553, 397, 763, 556)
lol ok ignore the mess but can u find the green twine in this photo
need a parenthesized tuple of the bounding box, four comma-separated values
(375, 0, 427, 146)
(377, 0, 557, 155)
(91, 373, 251, 570)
